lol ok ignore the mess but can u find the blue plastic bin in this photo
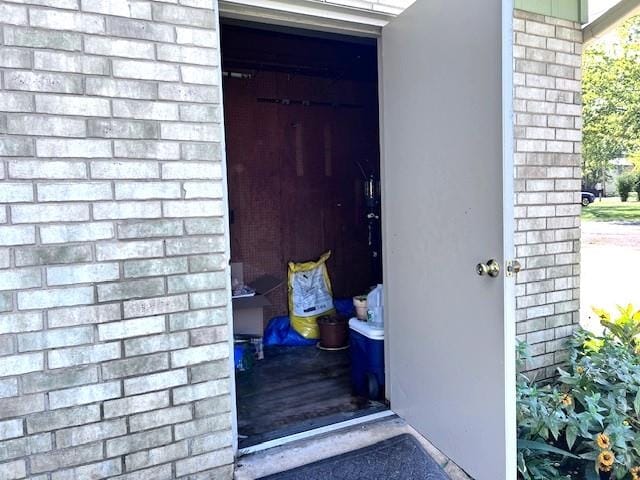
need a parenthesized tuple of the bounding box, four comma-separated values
(349, 318, 384, 399)
(234, 341, 253, 372)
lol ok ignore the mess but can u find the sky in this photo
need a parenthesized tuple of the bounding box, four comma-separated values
(589, 0, 622, 22)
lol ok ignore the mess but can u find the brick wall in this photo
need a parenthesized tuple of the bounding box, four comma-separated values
(513, 9, 583, 379)
(0, 1, 234, 479)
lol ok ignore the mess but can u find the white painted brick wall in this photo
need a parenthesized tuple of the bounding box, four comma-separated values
(513, 10, 582, 379)
(0, 1, 233, 478)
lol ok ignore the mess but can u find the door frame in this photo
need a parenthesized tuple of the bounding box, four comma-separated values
(500, 0, 518, 477)
(215, 4, 240, 455)
(220, 2, 516, 471)
(218, 0, 392, 37)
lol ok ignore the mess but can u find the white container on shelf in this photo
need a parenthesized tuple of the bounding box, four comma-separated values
(366, 284, 384, 329)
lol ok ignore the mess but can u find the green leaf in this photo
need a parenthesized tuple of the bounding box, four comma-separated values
(584, 463, 599, 480)
(517, 451, 527, 474)
(594, 307, 611, 323)
(516, 439, 580, 459)
(635, 389, 640, 416)
(580, 451, 600, 461)
(566, 425, 578, 450)
(584, 337, 605, 353)
(559, 375, 580, 386)
(633, 390, 640, 415)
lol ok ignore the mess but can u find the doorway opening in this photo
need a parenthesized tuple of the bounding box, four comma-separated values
(221, 22, 387, 448)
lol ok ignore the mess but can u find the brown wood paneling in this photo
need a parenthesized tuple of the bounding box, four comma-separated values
(222, 25, 380, 321)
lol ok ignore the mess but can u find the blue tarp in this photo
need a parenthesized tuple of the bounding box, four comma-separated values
(333, 298, 355, 318)
(263, 315, 315, 346)
(263, 299, 355, 346)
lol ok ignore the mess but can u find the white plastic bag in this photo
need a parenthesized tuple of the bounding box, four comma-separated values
(288, 251, 335, 339)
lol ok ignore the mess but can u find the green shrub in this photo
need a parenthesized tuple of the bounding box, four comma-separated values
(517, 305, 640, 480)
(635, 172, 640, 201)
(617, 173, 637, 202)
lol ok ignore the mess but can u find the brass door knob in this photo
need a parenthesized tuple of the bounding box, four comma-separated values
(476, 259, 500, 278)
(507, 260, 522, 275)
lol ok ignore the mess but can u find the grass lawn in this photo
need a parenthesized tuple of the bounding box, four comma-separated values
(581, 194, 640, 222)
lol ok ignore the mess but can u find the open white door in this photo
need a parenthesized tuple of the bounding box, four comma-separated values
(381, 0, 515, 478)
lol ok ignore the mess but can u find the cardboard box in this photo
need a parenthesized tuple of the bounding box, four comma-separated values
(231, 263, 282, 336)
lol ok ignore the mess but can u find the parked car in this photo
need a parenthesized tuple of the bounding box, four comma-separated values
(581, 191, 596, 206)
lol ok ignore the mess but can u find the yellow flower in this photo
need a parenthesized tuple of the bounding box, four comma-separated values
(561, 394, 572, 407)
(631, 466, 640, 480)
(596, 433, 611, 450)
(576, 366, 585, 374)
(597, 450, 615, 471)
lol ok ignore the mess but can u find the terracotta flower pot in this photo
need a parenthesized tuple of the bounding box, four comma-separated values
(353, 295, 367, 320)
(317, 315, 348, 349)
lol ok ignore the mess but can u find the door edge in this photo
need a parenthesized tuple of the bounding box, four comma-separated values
(501, 0, 517, 478)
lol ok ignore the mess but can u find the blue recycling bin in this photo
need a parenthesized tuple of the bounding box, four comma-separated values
(349, 318, 385, 399)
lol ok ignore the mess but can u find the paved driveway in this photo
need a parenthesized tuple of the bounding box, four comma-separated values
(581, 221, 640, 332)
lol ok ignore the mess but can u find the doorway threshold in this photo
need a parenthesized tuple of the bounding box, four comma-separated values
(234, 414, 473, 480)
(238, 409, 394, 456)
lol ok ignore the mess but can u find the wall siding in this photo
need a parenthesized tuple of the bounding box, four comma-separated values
(513, 9, 583, 379)
(0, 1, 234, 479)
(514, 0, 587, 24)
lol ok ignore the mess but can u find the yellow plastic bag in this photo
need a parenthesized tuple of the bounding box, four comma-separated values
(288, 251, 335, 339)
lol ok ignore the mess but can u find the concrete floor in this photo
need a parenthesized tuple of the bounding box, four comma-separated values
(581, 221, 640, 332)
(234, 416, 471, 479)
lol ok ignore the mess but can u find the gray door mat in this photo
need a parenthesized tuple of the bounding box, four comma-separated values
(258, 433, 450, 479)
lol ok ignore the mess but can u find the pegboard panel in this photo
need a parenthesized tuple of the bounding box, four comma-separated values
(222, 26, 381, 322)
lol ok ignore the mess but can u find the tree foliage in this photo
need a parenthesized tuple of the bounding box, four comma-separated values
(583, 16, 640, 189)
(616, 172, 637, 202)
